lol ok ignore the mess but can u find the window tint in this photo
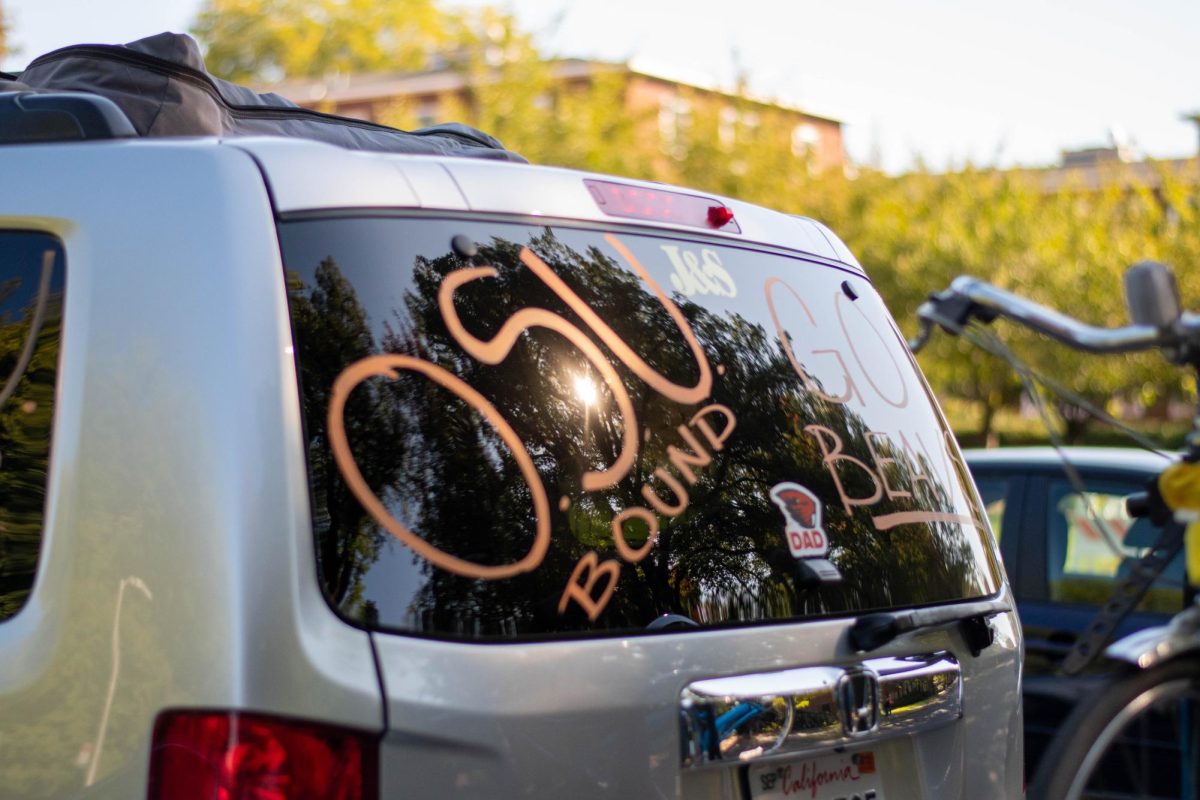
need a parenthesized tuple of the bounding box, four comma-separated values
(282, 217, 1000, 639)
(1046, 479, 1182, 613)
(0, 232, 64, 620)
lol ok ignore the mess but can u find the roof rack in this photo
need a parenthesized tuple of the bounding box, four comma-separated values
(0, 91, 136, 144)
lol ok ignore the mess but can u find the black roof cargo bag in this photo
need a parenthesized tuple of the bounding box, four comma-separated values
(4, 32, 524, 161)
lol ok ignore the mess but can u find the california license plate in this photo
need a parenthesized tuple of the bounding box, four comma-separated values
(747, 751, 883, 800)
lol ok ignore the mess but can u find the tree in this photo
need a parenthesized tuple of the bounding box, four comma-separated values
(811, 161, 1200, 445)
(191, 0, 1200, 445)
(191, 0, 469, 83)
(0, 0, 11, 64)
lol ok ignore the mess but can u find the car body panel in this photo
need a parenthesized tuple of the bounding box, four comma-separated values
(0, 135, 1021, 798)
(232, 137, 853, 270)
(374, 603, 1022, 799)
(0, 141, 381, 798)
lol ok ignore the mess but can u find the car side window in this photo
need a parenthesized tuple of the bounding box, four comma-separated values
(972, 478, 1010, 542)
(1045, 478, 1182, 614)
(0, 232, 64, 621)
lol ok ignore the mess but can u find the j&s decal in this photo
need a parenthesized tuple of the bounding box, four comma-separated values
(770, 483, 828, 558)
(660, 244, 737, 298)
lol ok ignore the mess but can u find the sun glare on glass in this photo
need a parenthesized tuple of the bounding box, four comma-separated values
(573, 375, 599, 407)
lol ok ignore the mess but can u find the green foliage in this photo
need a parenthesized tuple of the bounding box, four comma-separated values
(913, 166, 1195, 442)
(0, 0, 10, 63)
(191, 0, 468, 82)
(747, 161, 1200, 444)
(192, 0, 1200, 445)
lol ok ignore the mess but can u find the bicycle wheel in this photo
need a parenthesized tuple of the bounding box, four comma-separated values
(1029, 656, 1200, 800)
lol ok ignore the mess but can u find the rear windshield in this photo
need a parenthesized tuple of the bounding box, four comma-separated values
(281, 216, 1000, 639)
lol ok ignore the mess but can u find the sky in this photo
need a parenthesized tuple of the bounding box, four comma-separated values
(4, 0, 1197, 173)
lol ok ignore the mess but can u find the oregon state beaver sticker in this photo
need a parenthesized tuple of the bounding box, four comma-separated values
(770, 482, 829, 558)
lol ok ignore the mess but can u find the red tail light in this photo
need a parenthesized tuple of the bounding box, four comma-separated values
(147, 710, 378, 800)
(584, 179, 741, 232)
(706, 204, 735, 229)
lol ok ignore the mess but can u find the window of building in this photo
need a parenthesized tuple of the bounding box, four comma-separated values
(792, 123, 821, 158)
(0, 232, 65, 621)
(657, 95, 692, 157)
(719, 107, 761, 150)
(415, 96, 440, 128)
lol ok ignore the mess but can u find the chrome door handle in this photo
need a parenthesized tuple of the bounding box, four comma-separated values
(679, 652, 962, 768)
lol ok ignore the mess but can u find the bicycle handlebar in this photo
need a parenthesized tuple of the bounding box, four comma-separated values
(909, 263, 1200, 368)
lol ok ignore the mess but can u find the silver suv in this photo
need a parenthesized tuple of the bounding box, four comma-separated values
(0, 125, 1022, 798)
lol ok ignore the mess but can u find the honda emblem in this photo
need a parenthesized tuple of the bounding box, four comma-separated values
(836, 670, 880, 736)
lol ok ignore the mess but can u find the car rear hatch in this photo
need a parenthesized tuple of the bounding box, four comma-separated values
(278, 198, 1020, 798)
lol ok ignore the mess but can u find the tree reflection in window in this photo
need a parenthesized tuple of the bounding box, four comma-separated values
(285, 223, 993, 638)
(0, 237, 63, 621)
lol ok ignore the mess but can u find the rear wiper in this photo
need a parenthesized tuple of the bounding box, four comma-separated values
(850, 597, 1011, 655)
(646, 613, 699, 632)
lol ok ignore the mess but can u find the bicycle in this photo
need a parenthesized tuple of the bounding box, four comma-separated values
(909, 261, 1200, 799)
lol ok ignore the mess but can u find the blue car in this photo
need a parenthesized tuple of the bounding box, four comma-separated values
(964, 446, 1185, 777)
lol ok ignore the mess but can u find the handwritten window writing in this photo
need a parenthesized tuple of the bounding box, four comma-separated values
(324, 233, 724, 618)
(283, 218, 1000, 638)
(327, 354, 552, 580)
(766, 276, 976, 533)
(766, 279, 909, 410)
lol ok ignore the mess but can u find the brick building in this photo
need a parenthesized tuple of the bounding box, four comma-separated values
(268, 58, 846, 172)
(1030, 146, 1197, 193)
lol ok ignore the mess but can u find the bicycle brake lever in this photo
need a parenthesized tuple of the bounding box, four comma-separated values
(907, 317, 935, 353)
(909, 282, 998, 352)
